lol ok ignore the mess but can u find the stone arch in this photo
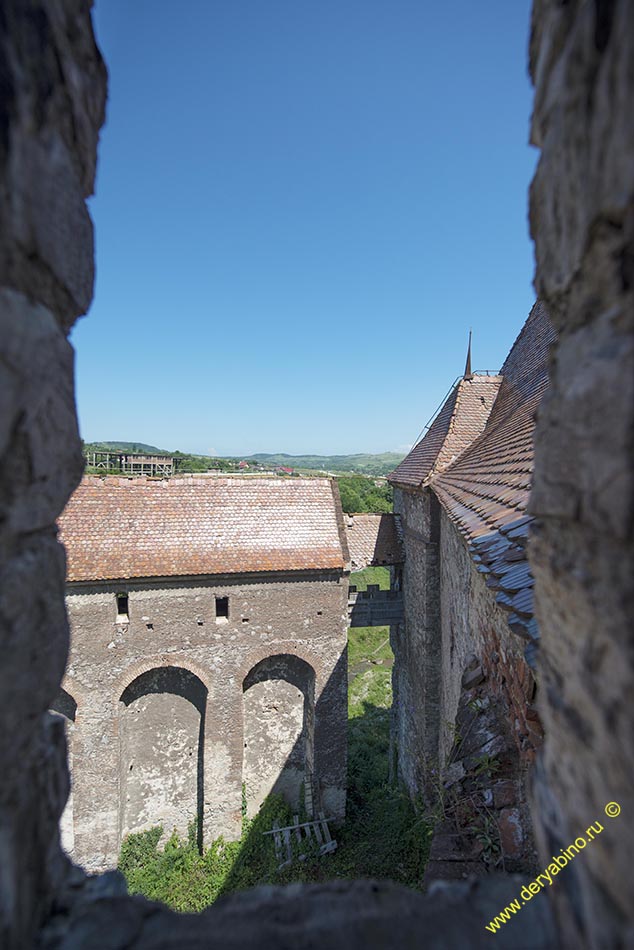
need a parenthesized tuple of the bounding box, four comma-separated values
(50, 687, 77, 856)
(118, 666, 208, 849)
(113, 656, 212, 701)
(242, 653, 316, 818)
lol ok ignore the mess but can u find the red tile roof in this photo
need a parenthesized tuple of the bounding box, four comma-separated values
(432, 302, 557, 542)
(59, 476, 347, 582)
(345, 513, 404, 571)
(432, 301, 557, 661)
(388, 375, 502, 488)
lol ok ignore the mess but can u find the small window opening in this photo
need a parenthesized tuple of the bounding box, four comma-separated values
(242, 617, 249, 624)
(317, 610, 323, 616)
(197, 618, 204, 626)
(146, 623, 153, 630)
(215, 596, 229, 622)
(116, 593, 129, 623)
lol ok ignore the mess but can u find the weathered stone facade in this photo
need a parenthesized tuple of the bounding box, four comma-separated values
(60, 574, 348, 870)
(528, 1, 634, 947)
(389, 304, 556, 880)
(56, 476, 349, 870)
(0, 2, 107, 946)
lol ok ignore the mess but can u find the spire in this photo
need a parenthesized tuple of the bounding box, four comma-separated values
(464, 329, 472, 378)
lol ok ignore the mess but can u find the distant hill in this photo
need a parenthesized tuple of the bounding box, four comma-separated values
(84, 441, 169, 455)
(244, 452, 404, 476)
(82, 444, 405, 476)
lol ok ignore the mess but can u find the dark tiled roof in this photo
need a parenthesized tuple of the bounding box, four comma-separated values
(345, 513, 404, 571)
(388, 375, 502, 488)
(59, 476, 347, 582)
(432, 302, 557, 662)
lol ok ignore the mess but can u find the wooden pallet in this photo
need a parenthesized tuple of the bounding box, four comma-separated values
(264, 812, 337, 869)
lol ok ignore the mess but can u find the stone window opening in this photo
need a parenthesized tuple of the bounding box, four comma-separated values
(116, 593, 129, 623)
(215, 596, 229, 623)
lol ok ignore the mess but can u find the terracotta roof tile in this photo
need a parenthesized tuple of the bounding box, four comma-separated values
(59, 476, 346, 582)
(388, 375, 502, 488)
(433, 302, 556, 541)
(345, 513, 404, 571)
(432, 302, 557, 659)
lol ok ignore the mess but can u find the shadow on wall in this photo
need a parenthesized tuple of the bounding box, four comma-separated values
(242, 654, 316, 820)
(50, 689, 78, 857)
(51, 647, 346, 871)
(119, 667, 207, 853)
(113, 651, 356, 912)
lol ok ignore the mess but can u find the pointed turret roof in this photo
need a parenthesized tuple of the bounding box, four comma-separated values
(388, 373, 502, 489)
(464, 329, 472, 378)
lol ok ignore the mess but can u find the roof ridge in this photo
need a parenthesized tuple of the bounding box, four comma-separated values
(423, 376, 468, 483)
(423, 375, 503, 486)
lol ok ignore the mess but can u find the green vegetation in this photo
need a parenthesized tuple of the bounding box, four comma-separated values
(171, 453, 237, 473)
(81, 443, 404, 477)
(245, 452, 404, 476)
(118, 614, 432, 910)
(349, 565, 391, 591)
(337, 475, 392, 514)
(83, 440, 168, 454)
(347, 626, 392, 668)
(82, 442, 240, 475)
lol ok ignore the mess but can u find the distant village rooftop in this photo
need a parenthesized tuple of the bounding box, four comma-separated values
(59, 476, 349, 582)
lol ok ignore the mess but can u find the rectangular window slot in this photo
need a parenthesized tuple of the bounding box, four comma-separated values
(215, 596, 229, 622)
(116, 593, 129, 623)
(242, 617, 249, 624)
(146, 623, 153, 630)
(317, 610, 323, 616)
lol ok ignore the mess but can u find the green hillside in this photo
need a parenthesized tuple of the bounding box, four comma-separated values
(83, 441, 169, 455)
(244, 452, 404, 476)
(82, 444, 404, 477)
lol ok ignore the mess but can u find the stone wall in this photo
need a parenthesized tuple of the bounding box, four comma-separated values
(0, 2, 106, 946)
(391, 486, 441, 800)
(392, 491, 541, 792)
(438, 508, 539, 770)
(528, 1, 634, 947)
(63, 572, 348, 870)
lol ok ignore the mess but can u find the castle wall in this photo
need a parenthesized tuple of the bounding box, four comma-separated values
(528, 1, 634, 946)
(393, 490, 540, 802)
(391, 486, 441, 800)
(439, 509, 539, 769)
(64, 572, 348, 871)
(0, 2, 107, 945)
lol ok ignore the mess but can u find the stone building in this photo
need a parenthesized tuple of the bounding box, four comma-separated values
(389, 301, 557, 875)
(56, 474, 350, 871)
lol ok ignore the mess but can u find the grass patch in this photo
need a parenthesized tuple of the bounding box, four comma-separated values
(350, 566, 391, 591)
(348, 626, 392, 667)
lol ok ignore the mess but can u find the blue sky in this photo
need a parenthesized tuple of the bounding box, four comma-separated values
(77, 0, 536, 457)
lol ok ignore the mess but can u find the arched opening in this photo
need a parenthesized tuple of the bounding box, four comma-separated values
(242, 654, 316, 819)
(50, 688, 77, 856)
(119, 667, 207, 849)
